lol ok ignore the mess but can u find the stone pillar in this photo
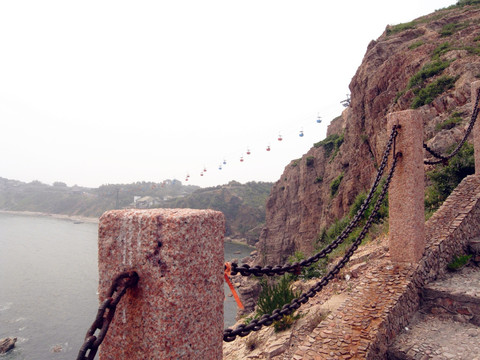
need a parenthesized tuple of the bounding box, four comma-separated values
(472, 81, 480, 175)
(97, 209, 225, 360)
(387, 110, 425, 263)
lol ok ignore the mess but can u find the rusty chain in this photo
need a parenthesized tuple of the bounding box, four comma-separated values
(76, 271, 139, 360)
(223, 150, 401, 342)
(229, 125, 399, 278)
(424, 86, 480, 165)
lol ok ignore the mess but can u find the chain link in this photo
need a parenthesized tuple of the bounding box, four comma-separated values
(223, 151, 401, 342)
(424, 86, 480, 165)
(230, 125, 399, 278)
(77, 271, 139, 360)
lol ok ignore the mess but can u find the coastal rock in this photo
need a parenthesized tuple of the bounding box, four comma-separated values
(255, 5, 480, 265)
(0, 337, 17, 354)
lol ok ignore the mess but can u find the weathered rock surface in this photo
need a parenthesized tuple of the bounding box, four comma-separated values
(0, 337, 16, 354)
(256, 5, 480, 265)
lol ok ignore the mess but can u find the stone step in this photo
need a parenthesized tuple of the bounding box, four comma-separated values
(387, 264, 480, 359)
(387, 314, 480, 360)
(421, 265, 480, 325)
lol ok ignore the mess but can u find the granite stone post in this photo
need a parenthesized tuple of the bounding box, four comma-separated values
(472, 81, 480, 175)
(97, 208, 225, 360)
(387, 110, 425, 263)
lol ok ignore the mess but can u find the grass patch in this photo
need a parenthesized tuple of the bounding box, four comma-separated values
(435, 111, 463, 131)
(432, 42, 452, 59)
(425, 142, 474, 213)
(386, 21, 417, 36)
(439, 22, 469, 37)
(408, 60, 451, 89)
(288, 251, 327, 280)
(464, 45, 480, 55)
(330, 173, 344, 197)
(317, 178, 389, 259)
(455, 0, 480, 7)
(447, 254, 472, 270)
(409, 40, 425, 50)
(256, 275, 301, 332)
(314, 133, 344, 161)
(411, 76, 456, 109)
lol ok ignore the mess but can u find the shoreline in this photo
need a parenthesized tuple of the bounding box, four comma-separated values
(0, 210, 99, 224)
(224, 237, 255, 248)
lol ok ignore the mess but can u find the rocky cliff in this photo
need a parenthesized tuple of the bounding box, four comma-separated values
(256, 3, 480, 265)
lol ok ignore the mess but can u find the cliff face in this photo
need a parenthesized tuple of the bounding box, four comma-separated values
(256, 4, 480, 264)
(165, 181, 272, 243)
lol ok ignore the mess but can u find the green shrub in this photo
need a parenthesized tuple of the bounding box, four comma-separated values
(432, 42, 452, 59)
(409, 40, 424, 50)
(314, 133, 344, 160)
(435, 112, 463, 131)
(456, 0, 480, 6)
(447, 254, 472, 270)
(411, 76, 456, 108)
(313, 134, 344, 157)
(256, 275, 301, 332)
(318, 176, 390, 257)
(439, 22, 468, 37)
(288, 251, 326, 280)
(386, 21, 417, 36)
(425, 142, 474, 212)
(314, 176, 323, 184)
(408, 60, 451, 89)
(330, 173, 344, 197)
(465, 45, 480, 55)
(306, 156, 315, 167)
(394, 90, 406, 104)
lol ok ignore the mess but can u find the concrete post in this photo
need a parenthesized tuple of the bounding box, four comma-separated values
(97, 208, 225, 360)
(472, 81, 480, 175)
(387, 110, 425, 263)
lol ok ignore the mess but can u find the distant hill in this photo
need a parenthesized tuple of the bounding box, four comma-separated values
(0, 177, 198, 217)
(0, 177, 272, 244)
(162, 180, 272, 244)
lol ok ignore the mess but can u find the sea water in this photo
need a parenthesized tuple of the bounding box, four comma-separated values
(0, 213, 252, 360)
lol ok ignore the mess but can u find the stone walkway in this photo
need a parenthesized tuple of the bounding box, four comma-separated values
(289, 258, 416, 360)
(223, 175, 480, 360)
(388, 264, 480, 360)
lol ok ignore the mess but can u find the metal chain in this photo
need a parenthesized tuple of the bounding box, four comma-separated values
(223, 151, 401, 342)
(424, 86, 480, 165)
(76, 271, 139, 360)
(230, 125, 400, 278)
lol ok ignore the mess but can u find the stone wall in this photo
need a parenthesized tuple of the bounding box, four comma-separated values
(288, 175, 480, 359)
(368, 174, 480, 359)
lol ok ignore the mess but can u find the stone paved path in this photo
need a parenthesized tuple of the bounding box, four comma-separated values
(388, 264, 480, 360)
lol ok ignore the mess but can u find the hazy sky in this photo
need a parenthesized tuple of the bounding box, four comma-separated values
(0, 0, 456, 188)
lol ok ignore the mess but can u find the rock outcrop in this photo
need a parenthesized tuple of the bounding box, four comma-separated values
(0, 337, 16, 354)
(256, 4, 480, 265)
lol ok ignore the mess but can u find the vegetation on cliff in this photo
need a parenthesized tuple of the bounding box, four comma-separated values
(256, 0, 480, 266)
